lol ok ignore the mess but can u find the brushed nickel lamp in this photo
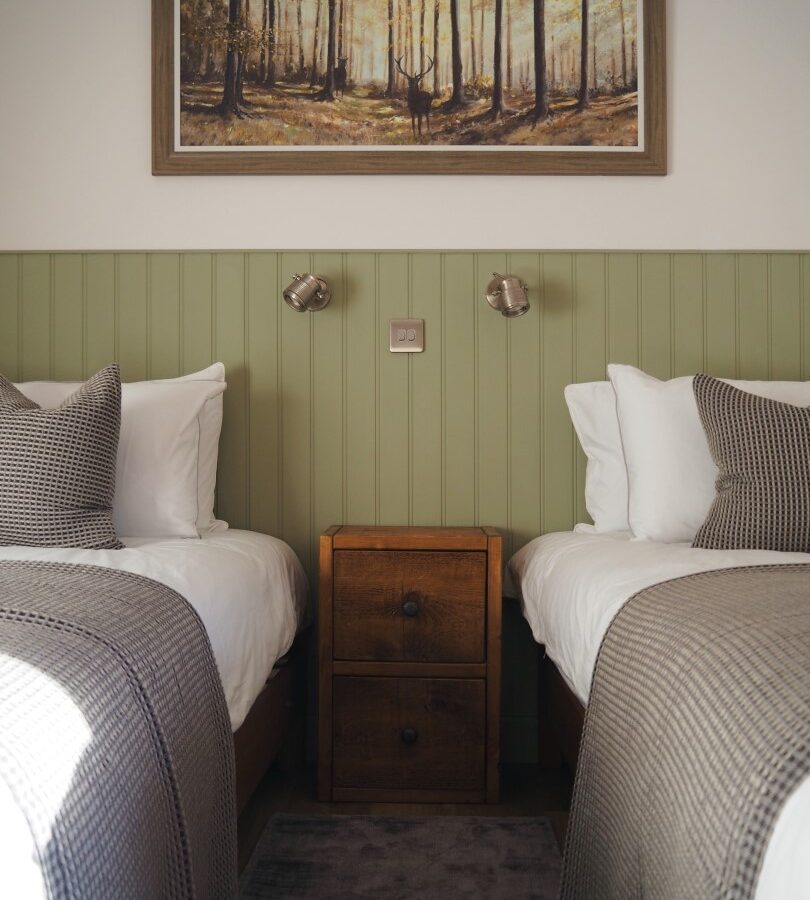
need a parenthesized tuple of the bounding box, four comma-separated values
(485, 273, 530, 317)
(283, 273, 332, 312)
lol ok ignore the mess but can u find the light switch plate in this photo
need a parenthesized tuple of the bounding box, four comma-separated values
(389, 319, 425, 353)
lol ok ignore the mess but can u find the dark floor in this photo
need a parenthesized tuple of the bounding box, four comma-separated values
(237, 763, 574, 872)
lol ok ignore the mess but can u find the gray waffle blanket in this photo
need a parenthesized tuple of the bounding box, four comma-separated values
(0, 560, 236, 899)
(561, 565, 810, 900)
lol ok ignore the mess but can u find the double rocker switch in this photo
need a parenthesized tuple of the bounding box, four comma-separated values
(389, 319, 425, 353)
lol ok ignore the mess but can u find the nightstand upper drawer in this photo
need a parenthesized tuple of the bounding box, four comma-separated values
(333, 550, 486, 663)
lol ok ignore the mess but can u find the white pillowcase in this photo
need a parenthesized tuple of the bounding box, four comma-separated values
(564, 382, 630, 532)
(608, 364, 810, 543)
(17, 365, 227, 539)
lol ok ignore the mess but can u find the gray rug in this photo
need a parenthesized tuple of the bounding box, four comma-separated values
(240, 814, 562, 899)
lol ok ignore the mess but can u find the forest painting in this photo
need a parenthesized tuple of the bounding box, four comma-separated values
(177, 0, 642, 149)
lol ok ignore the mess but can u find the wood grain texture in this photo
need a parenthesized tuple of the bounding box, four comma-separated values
(332, 676, 486, 794)
(333, 550, 486, 663)
(152, 0, 666, 175)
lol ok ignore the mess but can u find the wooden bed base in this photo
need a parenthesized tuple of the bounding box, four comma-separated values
(537, 647, 585, 775)
(233, 634, 306, 815)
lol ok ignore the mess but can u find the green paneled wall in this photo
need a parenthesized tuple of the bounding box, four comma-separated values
(2, 250, 809, 760)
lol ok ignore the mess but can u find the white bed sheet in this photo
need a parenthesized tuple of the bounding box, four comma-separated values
(0, 529, 309, 732)
(508, 527, 810, 900)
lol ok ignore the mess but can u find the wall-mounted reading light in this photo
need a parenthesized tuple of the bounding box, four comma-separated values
(485, 273, 530, 318)
(283, 273, 332, 312)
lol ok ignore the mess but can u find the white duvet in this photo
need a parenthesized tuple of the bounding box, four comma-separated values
(508, 528, 810, 900)
(0, 529, 309, 731)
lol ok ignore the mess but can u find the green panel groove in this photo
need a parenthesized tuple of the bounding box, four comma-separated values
(2, 249, 808, 762)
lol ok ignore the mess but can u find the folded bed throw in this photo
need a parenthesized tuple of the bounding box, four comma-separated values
(0, 560, 236, 899)
(561, 565, 810, 900)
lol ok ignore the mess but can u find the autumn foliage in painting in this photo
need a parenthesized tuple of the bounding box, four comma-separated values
(179, 0, 639, 147)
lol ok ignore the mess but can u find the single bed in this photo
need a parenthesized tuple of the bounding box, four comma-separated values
(0, 528, 310, 809)
(508, 528, 810, 900)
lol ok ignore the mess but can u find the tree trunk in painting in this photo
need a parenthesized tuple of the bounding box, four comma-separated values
(433, 0, 441, 96)
(618, 0, 627, 87)
(386, 0, 395, 96)
(260, 0, 268, 82)
(406, 0, 414, 70)
(506, 0, 512, 91)
(310, 0, 323, 86)
(490, 0, 505, 117)
(577, 0, 589, 110)
(419, 0, 426, 70)
(592, 21, 597, 91)
(469, 0, 477, 79)
(532, 0, 547, 120)
(479, 2, 484, 76)
(297, 0, 305, 76)
(446, 0, 466, 107)
(316, 0, 336, 99)
(218, 0, 245, 115)
(338, 0, 345, 59)
(265, 0, 276, 85)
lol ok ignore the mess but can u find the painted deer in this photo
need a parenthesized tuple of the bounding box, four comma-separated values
(395, 56, 434, 140)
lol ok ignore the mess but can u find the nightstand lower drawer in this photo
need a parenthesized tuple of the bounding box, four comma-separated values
(332, 676, 486, 795)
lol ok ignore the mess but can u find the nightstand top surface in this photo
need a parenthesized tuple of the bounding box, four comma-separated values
(326, 525, 500, 551)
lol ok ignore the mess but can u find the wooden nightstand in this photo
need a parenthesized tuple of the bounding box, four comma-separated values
(318, 525, 502, 803)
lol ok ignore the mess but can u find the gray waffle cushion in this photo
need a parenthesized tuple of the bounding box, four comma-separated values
(692, 373, 810, 551)
(0, 366, 123, 548)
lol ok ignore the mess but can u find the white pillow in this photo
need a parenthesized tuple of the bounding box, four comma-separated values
(608, 364, 810, 543)
(17, 365, 227, 539)
(564, 382, 630, 532)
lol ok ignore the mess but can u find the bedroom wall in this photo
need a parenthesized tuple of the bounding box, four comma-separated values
(3, 248, 809, 759)
(0, 2, 809, 250)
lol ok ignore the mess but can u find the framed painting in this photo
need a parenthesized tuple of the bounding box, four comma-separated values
(152, 0, 665, 174)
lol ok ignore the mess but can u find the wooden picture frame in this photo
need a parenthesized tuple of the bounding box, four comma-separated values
(152, 0, 665, 175)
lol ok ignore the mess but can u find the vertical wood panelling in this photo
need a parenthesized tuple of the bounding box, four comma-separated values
(149, 253, 181, 379)
(672, 254, 704, 375)
(769, 255, 802, 381)
(409, 253, 443, 526)
(3, 249, 808, 764)
(377, 254, 411, 525)
(0, 255, 19, 380)
(117, 254, 148, 381)
(705, 254, 738, 378)
(52, 255, 84, 381)
(181, 253, 214, 372)
(640, 254, 672, 379)
(443, 254, 476, 526)
(213, 253, 248, 528)
(507, 252, 542, 555)
(607, 254, 639, 367)
(573, 254, 607, 524)
(247, 252, 280, 537)
(311, 252, 344, 549)
(343, 253, 377, 525)
(737, 255, 770, 379)
(476, 253, 509, 533)
(20, 255, 51, 381)
(542, 254, 575, 532)
(279, 252, 312, 569)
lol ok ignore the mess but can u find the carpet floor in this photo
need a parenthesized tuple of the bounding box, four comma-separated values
(239, 813, 562, 899)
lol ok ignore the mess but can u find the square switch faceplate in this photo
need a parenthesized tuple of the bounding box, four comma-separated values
(389, 319, 425, 353)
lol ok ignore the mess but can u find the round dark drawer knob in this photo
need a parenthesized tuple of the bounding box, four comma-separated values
(402, 594, 420, 618)
(401, 727, 418, 745)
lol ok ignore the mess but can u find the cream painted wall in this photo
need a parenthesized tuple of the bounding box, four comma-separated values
(0, 1, 808, 251)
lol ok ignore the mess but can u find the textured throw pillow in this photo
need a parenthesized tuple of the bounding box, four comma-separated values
(0, 366, 122, 549)
(692, 374, 810, 552)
